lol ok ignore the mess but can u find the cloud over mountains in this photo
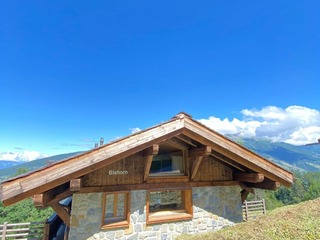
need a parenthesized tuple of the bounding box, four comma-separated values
(0, 150, 48, 162)
(199, 105, 320, 145)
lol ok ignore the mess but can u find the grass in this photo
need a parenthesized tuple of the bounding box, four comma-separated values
(178, 198, 320, 240)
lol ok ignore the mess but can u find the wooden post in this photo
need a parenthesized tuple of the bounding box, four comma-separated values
(262, 199, 266, 214)
(244, 201, 248, 221)
(42, 222, 50, 240)
(2, 222, 7, 240)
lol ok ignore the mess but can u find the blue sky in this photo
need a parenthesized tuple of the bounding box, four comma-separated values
(1, 1, 320, 161)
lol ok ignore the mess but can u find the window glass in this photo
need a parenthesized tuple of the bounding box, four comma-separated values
(147, 189, 192, 223)
(150, 152, 184, 176)
(102, 192, 129, 228)
(116, 193, 126, 217)
(149, 191, 182, 212)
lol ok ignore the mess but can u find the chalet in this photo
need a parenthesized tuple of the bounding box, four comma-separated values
(0, 113, 294, 239)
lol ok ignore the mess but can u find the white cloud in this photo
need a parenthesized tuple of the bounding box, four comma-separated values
(0, 150, 48, 162)
(199, 105, 320, 145)
(130, 127, 142, 134)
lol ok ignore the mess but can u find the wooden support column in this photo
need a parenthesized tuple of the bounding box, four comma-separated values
(234, 173, 264, 183)
(190, 146, 211, 180)
(49, 202, 71, 227)
(143, 145, 159, 181)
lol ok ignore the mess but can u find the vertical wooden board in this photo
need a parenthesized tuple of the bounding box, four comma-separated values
(193, 157, 233, 181)
(184, 189, 193, 215)
(83, 152, 145, 187)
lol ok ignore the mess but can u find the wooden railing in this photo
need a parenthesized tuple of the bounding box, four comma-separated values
(242, 199, 266, 221)
(0, 222, 44, 240)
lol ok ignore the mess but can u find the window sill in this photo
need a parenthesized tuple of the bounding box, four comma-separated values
(147, 210, 192, 224)
(101, 220, 129, 230)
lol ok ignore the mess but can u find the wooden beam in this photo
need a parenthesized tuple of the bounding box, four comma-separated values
(79, 181, 239, 193)
(33, 194, 53, 208)
(247, 181, 280, 190)
(210, 152, 246, 171)
(189, 146, 211, 157)
(143, 144, 159, 156)
(189, 146, 211, 180)
(166, 138, 190, 150)
(49, 202, 70, 227)
(33, 183, 69, 208)
(70, 178, 82, 192)
(143, 145, 159, 181)
(234, 173, 264, 183)
(175, 134, 198, 147)
(46, 189, 72, 206)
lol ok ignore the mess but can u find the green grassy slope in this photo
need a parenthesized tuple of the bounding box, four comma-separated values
(178, 198, 320, 240)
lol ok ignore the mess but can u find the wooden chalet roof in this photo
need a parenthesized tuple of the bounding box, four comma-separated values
(0, 112, 294, 206)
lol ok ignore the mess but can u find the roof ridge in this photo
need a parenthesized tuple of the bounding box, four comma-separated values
(173, 112, 193, 119)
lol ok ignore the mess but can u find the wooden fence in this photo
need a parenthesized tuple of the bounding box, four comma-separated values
(0, 222, 44, 240)
(242, 199, 266, 221)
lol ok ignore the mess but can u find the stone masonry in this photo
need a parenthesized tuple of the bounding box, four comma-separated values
(68, 186, 243, 240)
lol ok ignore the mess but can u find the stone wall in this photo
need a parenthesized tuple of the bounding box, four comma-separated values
(68, 186, 242, 240)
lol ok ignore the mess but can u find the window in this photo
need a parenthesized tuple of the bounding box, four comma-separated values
(147, 189, 192, 224)
(149, 152, 184, 176)
(101, 192, 130, 229)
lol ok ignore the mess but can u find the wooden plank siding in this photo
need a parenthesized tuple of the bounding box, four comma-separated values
(83, 152, 145, 186)
(192, 156, 233, 182)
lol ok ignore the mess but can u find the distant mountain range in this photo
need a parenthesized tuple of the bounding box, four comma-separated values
(230, 136, 320, 172)
(0, 138, 319, 181)
(0, 151, 84, 181)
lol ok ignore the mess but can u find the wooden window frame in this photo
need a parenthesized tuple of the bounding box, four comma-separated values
(101, 192, 130, 229)
(146, 189, 193, 224)
(149, 151, 187, 177)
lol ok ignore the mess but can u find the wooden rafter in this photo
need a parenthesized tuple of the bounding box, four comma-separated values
(166, 138, 190, 150)
(210, 152, 246, 172)
(143, 145, 159, 181)
(175, 134, 198, 147)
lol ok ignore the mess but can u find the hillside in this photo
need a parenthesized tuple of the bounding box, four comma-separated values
(178, 198, 320, 240)
(230, 137, 320, 172)
(0, 151, 83, 181)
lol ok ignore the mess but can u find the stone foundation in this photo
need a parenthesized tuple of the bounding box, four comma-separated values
(69, 186, 242, 240)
